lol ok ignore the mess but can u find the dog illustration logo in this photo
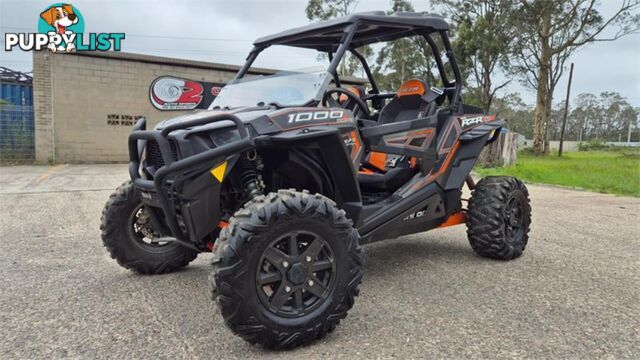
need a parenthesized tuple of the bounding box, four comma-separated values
(40, 4, 78, 34)
(37, 3, 84, 52)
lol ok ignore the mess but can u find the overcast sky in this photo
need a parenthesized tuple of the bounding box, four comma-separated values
(1, 0, 638, 107)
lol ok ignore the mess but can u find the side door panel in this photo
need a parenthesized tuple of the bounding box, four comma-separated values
(360, 115, 439, 174)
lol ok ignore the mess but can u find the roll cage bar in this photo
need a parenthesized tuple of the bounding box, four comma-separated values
(233, 18, 462, 108)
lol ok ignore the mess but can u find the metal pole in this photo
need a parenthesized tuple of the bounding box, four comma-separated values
(558, 63, 574, 157)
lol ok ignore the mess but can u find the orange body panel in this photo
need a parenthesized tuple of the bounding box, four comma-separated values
(349, 130, 361, 160)
(367, 152, 387, 172)
(437, 211, 466, 228)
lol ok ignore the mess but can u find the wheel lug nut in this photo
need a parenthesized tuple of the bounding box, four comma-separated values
(308, 280, 314, 286)
(305, 256, 312, 262)
(282, 261, 289, 268)
(285, 286, 291, 292)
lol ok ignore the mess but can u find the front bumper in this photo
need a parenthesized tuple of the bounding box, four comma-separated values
(128, 114, 253, 245)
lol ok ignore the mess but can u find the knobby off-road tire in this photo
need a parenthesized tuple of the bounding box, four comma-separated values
(212, 190, 364, 349)
(100, 181, 198, 274)
(466, 176, 531, 260)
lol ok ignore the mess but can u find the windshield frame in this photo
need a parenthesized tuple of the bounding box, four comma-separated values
(229, 24, 357, 98)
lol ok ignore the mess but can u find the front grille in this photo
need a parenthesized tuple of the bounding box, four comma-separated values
(146, 140, 179, 169)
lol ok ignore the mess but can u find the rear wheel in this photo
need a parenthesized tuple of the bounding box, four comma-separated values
(212, 190, 363, 349)
(100, 181, 198, 274)
(466, 176, 531, 260)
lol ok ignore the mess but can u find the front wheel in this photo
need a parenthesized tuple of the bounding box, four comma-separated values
(212, 190, 363, 349)
(100, 181, 198, 274)
(466, 176, 531, 260)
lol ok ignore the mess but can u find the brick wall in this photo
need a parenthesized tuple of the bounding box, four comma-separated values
(32, 52, 272, 163)
(33, 52, 54, 163)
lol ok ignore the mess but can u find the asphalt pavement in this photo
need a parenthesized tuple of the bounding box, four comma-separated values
(0, 164, 638, 358)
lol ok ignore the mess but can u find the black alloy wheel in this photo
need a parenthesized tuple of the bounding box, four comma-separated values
(256, 230, 336, 317)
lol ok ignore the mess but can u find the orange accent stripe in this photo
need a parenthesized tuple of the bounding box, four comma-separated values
(405, 140, 460, 194)
(218, 220, 229, 228)
(438, 211, 466, 228)
(439, 140, 460, 174)
(411, 128, 434, 136)
(350, 131, 361, 160)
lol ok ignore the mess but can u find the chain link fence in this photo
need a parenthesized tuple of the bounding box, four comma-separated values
(1, 68, 35, 164)
(0, 104, 35, 163)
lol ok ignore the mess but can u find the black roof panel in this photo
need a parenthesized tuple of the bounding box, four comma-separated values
(254, 11, 449, 51)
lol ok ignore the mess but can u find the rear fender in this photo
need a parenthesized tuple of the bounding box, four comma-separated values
(442, 119, 505, 190)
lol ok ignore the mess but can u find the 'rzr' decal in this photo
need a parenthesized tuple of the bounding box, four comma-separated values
(459, 115, 495, 129)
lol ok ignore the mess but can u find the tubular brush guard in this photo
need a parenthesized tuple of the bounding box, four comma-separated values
(127, 114, 253, 247)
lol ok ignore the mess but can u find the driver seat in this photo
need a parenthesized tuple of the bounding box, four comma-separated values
(378, 79, 437, 124)
(358, 79, 437, 193)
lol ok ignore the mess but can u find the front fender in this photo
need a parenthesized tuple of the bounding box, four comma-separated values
(257, 126, 364, 225)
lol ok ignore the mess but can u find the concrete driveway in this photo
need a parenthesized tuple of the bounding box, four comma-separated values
(1, 164, 638, 358)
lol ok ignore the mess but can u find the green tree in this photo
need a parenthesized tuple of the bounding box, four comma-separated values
(620, 106, 640, 142)
(306, 0, 355, 20)
(512, 0, 639, 153)
(493, 93, 535, 138)
(571, 93, 601, 141)
(599, 92, 638, 141)
(433, 0, 516, 113)
(567, 92, 638, 142)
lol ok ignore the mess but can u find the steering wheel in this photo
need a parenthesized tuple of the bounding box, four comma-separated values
(322, 88, 371, 119)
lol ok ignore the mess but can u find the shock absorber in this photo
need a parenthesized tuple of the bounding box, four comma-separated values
(237, 149, 263, 201)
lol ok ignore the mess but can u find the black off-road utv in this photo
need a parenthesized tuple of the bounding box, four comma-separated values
(101, 11, 531, 349)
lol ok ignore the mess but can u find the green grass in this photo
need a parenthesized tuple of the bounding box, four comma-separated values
(476, 148, 640, 197)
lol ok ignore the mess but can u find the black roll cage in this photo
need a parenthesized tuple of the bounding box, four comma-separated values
(233, 21, 462, 107)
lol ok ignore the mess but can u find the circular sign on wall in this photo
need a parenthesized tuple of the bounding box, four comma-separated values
(149, 76, 225, 111)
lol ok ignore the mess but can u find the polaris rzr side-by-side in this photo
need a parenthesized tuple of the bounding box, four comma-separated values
(101, 11, 531, 349)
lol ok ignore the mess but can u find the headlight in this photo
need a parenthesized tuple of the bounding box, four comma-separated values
(210, 129, 241, 147)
